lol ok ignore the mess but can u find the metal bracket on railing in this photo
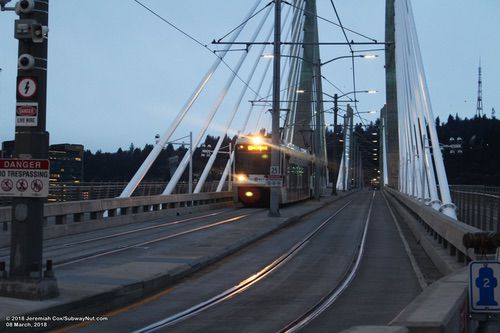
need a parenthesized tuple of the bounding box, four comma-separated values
(439, 202, 457, 213)
(428, 199, 441, 209)
(463, 232, 500, 255)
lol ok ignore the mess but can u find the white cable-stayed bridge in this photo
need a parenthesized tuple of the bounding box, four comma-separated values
(0, 0, 498, 331)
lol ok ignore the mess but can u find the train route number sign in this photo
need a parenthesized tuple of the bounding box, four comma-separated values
(270, 165, 280, 176)
(0, 159, 50, 198)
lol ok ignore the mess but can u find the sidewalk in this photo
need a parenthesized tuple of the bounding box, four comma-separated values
(0, 191, 352, 331)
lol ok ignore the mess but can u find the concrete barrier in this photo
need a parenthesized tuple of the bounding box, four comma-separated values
(383, 188, 481, 332)
(390, 268, 469, 333)
(385, 187, 480, 269)
(0, 192, 234, 246)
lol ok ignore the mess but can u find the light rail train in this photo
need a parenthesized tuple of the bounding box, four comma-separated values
(233, 136, 313, 206)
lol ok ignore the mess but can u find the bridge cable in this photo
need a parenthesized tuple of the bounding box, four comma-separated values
(195, 7, 276, 193)
(217, 0, 303, 191)
(163, 1, 272, 195)
(216, 1, 274, 43)
(132, 0, 266, 102)
(282, 1, 378, 42)
(120, 0, 263, 197)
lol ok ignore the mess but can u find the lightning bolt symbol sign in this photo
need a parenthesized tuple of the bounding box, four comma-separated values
(24, 81, 30, 95)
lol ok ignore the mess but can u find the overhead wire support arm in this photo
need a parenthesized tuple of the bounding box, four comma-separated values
(212, 41, 391, 46)
(213, 47, 249, 54)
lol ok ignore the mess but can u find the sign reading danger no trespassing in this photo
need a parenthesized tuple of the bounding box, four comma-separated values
(0, 159, 50, 198)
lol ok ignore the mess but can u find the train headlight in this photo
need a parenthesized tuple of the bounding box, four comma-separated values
(244, 191, 254, 197)
(251, 136, 263, 145)
(236, 174, 247, 182)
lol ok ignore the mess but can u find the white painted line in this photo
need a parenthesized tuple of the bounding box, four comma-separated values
(383, 192, 428, 290)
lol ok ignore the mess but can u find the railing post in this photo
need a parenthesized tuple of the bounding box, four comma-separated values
(496, 197, 500, 232)
(473, 193, 478, 228)
(489, 196, 494, 230)
(481, 194, 487, 230)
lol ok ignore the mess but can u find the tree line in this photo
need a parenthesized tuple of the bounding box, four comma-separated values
(436, 115, 500, 185)
(83, 115, 500, 186)
(84, 135, 233, 183)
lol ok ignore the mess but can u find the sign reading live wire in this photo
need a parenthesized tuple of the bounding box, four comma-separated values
(0, 159, 50, 198)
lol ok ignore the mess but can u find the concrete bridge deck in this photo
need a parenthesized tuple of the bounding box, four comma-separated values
(0, 191, 472, 332)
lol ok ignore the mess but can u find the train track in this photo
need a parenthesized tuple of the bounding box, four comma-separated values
(132, 193, 375, 333)
(0, 208, 262, 267)
(280, 192, 375, 332)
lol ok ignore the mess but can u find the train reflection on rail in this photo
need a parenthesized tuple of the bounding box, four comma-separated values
(233, 135, 313, 206)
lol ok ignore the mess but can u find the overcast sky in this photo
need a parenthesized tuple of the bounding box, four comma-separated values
(0, 0, 498, 152)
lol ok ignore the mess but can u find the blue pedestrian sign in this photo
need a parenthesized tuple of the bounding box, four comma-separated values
(469, 261, 500, 313)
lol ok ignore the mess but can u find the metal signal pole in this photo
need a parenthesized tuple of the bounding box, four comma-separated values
(269, 0, 281, 217)
(331, 93, 339, 195)
(0, 0, 58, 299)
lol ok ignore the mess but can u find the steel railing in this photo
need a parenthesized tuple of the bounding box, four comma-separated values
(0, 181, 229, 206)
(451, 190, 500, 232)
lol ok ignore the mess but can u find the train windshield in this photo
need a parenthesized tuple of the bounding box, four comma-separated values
(235, 151, 270, 175)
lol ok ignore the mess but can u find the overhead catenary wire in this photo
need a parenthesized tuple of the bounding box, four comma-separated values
(217, 1, 301, 191)
(254, 0, 305, 134)
(163, 0, 273, 195)
(133, 0, 210, 49)
(328, 0, 364, 126)
(121, 0, 263, 197)
(216, 1, 274, 43)
(195, 6, 275, 193)
(282, 0, 378, 42)
(132, 0, 265, 101)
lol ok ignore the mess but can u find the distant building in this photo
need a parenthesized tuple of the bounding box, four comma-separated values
(1, 141, 84, 202)
(1, 141, 84, 183)
(48, 144, 84, 202)
(48, 144, 84, 183)
(0, 140, 14, 158)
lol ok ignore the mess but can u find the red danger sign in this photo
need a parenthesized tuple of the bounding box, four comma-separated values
(16, 102, 39, 127)
(16, 104, 37, 116)
(0, 159, 49, 169)
(0, 159, 49, 198)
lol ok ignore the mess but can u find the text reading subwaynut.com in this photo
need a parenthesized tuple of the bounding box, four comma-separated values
(4, 315, 109, 328)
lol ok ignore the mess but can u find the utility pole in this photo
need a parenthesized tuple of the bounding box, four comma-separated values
(269, 0, 281, 217)
(342, 112, 348, 191)
(188, 132, 192, 194)
(331, 93, 339, 195)
(313, 61, 322, 201)
(0, 0, 58, 299)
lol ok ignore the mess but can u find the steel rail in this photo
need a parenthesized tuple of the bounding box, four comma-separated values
(54, 214, 251, 268)
(133, 199, 355, 333)
(280, 191, 375, 332)
(0, 211, 227, 254)
(1, 210, 258, 267)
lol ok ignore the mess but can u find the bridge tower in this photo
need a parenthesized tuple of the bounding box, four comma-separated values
(291, 0, 323, 151)
(287, 0, 326, 200)
(384, 0, 399, 189)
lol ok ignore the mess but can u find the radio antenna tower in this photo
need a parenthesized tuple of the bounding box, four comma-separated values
(476, 59, 483, 117)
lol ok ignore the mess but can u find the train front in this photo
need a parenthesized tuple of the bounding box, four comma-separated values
(233, 136, 272, 206)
